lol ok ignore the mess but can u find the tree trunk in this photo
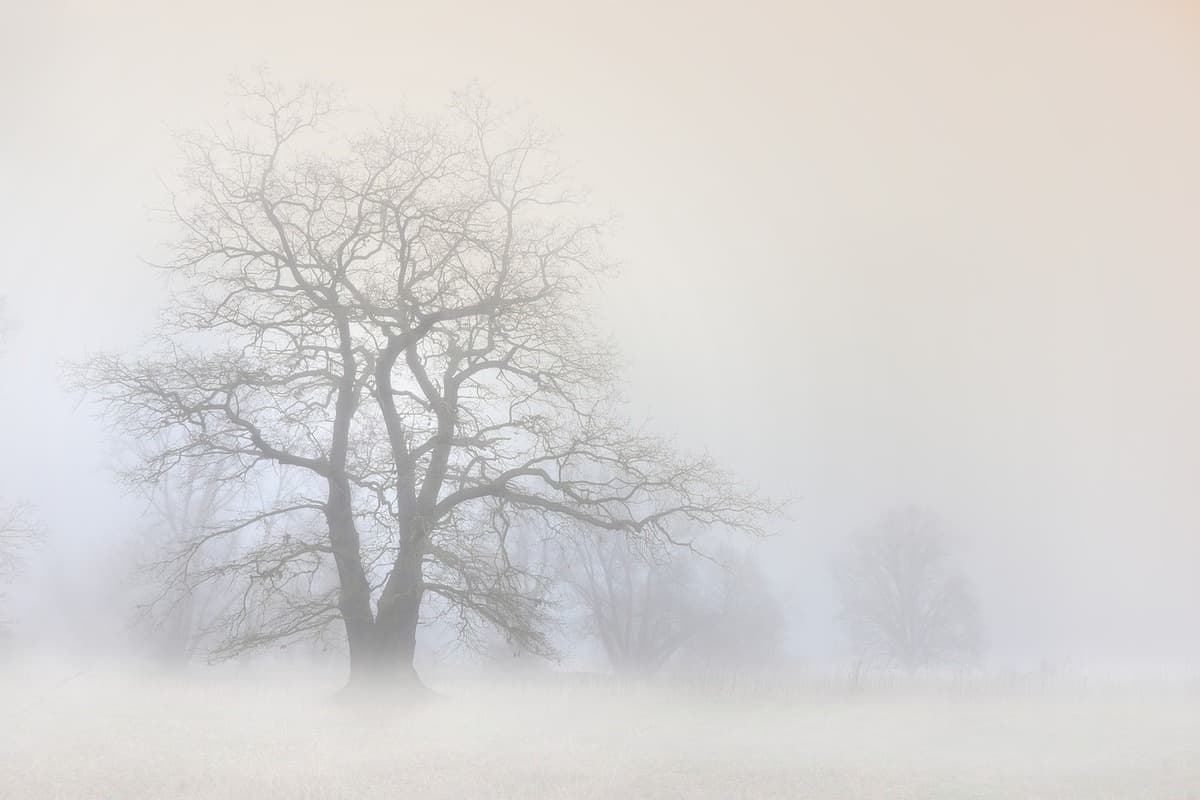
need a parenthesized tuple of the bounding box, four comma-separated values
(325, 475, 378, 679)
(369, 537, 425, 687)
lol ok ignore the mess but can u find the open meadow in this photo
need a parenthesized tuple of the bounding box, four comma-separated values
(3, 668, 1199, 799)
(5, 4, 1200, 800)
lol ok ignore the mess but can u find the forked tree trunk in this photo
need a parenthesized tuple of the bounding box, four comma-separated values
(339, 534, 426, 691)
(369, 541, 425, 685)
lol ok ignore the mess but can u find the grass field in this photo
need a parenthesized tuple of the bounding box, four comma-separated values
(3, 668, 1199, 799)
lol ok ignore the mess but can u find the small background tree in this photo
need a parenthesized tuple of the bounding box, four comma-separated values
(674, 546, 785, 676)
(0, 503, 41, 630)
(835, 506, 981, 677)
(125, 451, 243, 666)
(556, 523, 711, 676)
(0, 301, 43, 636)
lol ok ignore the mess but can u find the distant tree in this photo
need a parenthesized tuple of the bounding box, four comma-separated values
(555, 523, 714, 675)
(475, 524, 558, 672)
(0, 303, 42, 631)
(0, 504, 39, 612)
(676, 547, 785, 674)
(128, 452, 241, 666)
(835, 507, 981, 675)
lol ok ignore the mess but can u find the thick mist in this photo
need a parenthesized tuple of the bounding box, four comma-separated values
(2, 1, 1199, 797)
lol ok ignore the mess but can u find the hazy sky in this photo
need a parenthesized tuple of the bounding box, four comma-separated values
(2, 0, 1199, 668)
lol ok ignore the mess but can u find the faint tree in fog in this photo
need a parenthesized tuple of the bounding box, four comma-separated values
(81, 75, 773, 689)
(0, 503, 40, 629)
(477, 525, 558, 671)
(557, 523, 714, 675)
(0, 305, 42, 629)
(128, 452, 243, 666)
(835, 507, 981, 675)
(676, 547, 785, 674)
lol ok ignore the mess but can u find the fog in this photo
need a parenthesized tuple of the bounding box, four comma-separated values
(2, 0, 1199, 796)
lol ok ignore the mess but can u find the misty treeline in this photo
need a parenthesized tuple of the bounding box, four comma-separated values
(3, 78, 984, 687)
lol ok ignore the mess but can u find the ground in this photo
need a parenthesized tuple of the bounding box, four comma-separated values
(2, 667, 1199, 798)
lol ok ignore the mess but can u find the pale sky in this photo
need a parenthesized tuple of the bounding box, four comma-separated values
(2, 0, 1199, 668)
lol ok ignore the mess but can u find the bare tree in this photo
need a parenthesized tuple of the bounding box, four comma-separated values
(0, 503, 40, 630)
(676, 547, 785, 674)
(82, 76, 773, 688)
(556, 523, 713, 675)
(0, 301, 42, 631)
(126, 450, 244, 666)
(835, 506, 981, 675)
(559, 531, 783, 677)
(475, 523, 558, 672)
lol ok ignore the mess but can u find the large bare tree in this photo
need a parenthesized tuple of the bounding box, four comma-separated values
(835, 506, 981, 675)
(84, 77, 771, 688)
